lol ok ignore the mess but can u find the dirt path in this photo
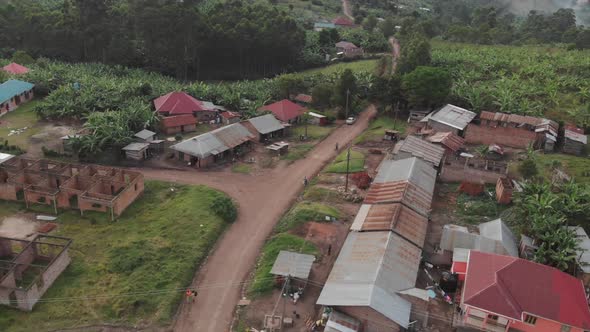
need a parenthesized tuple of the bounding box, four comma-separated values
(342, 0, 353, 20)
(389, 36, 401, 75)
(138, 106, 377, 332)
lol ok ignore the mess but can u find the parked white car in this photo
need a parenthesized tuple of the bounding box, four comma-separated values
(346, 117, 356, 125)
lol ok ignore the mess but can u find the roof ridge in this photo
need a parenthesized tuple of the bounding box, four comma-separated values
(494, 262, 524, 316)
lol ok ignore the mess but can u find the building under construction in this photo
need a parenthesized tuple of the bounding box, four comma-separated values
(0, 157, 144, 219)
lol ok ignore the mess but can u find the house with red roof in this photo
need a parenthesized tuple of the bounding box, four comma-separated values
(332, 16, 355, 28)
(2, 63, 30, 75)
(456, 251, 590, 332)
(153, 92, 218, 125)
(220, 111, 241, 125)
(258, 99, 306, 124)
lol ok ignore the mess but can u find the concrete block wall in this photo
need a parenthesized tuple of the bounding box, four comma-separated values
(464, 124, 536, 148)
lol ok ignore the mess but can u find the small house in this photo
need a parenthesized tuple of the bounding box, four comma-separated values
(0, 79, 35, 116)
(258, 99, 306, 124)
(563, 125, 587, 156)
(243, 114, 285, 142)
(134, 129, 156, 142)
(393, 135, 445, 167)
(2, 63, 30, 75)
(495, 177, 514, 204)
(335, 41, 364, 58)
(159, 114, 197, 135)
(313, 22, 336, 31)
(220, 111, 240, 125)
(270, 250, 314, 288)
(307, 111, 328, 126)
(421, 104, 476, 136)
(332, 16, 355, 28)
(122, 142, 150, 161)
(455, 251, 590, 332)
(153, 92, 218, 123)
(426, 131, 465, 155)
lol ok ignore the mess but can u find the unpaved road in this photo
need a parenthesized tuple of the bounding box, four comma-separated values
(342, 0, 353, 20)
(138, 106, 377, 332)
(389, 36, 401, 75)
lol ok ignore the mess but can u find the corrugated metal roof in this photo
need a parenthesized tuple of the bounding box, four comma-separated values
(568, 226, 590, 273)
(364, 181, 433, 217)
(373, 157, 437, 194)
(0, 79, 34, 104)
(171, 132, 228, 158)
(211, 123, 255, 148)
(134, 129, 155, 140)
(317, 231, 419, 328)
(350, 203, 427, 248)
(270, 250, 315, 279)
(325, 311, 361, 332)
(426, 132, 465, 152)
(565, 129, 588, 144)
(0, 152, 15, 164)
(122, 142, 150, 151)
(247, 114, 284, 134)
(396, 136, 445, 166)
(441, 219, 518, 257)
(429, 104, 476, 130)
(478, 219, 518, 257)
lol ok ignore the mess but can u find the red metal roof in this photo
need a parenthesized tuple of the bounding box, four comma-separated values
(258, 99, 306, 122)
(426, 132, 465, 152)
(160, 114, 197, 128)
(463, 251, 590, 329)
(154, 92, 207, 115)
(294, 94, 312, 104)
(2, 63, 29, 75)
(332, 16, 354, 26)
(220, 111, 240, 119)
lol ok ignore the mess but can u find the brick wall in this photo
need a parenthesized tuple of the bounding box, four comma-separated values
(464, 124, 536, 148)
(338, 306, 401, 332)
(440, 164, 505, 184)
(0, 183, 18, 200)
(113, 176, 144, 216)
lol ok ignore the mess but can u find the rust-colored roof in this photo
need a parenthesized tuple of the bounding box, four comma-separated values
(480, 111, 544, 126)
(258, 99, 306, 122)
(426, 132, 465, 152)
(294, 94, 312, 104)
(351, 203, 428, 248)
(396, 135, 445, 166)
(364, 181, 433, 217)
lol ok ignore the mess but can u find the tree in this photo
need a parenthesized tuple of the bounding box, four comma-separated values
(397, 34, 431, 75)
(401, 66, 451, 108)
(334, 69, 357, 111)
(380, 17, 396, 38)
(311, 83, 334, 108)
(575, 29, 590, 49)
(363, 14, 377, 31)
(274, 75, 304, 99)
(11, 50, 34, 65)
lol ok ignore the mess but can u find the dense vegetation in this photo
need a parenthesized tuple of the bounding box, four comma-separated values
(0, 181, 235, 331)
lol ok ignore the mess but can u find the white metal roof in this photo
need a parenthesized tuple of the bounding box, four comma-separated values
(429, 104, 476, 130)
(565, 129, 588, 144)
(308, 111, 326, 118)
(568, 226, 590, 273)
(440, 219, 518, 257)
(122, 142, 150, 151)
(373, 157, 437, 194)
(0, 152, 15, 164)
(171, 132, 228, 158)
(247, 114, 284, 134)
(317, 231, 419, 328)
(270, 250, 315, 279)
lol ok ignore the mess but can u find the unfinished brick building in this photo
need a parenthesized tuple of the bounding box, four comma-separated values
(0, 235, 72, 311)
(0, 157, 144, 220)
(465, 111, 558, 149)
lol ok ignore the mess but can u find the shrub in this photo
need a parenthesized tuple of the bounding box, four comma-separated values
(211, 195, 237, 223)
(519, 159, 539, 179)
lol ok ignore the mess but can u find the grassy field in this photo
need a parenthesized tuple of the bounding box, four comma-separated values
(282, 143, 314, 162)
(248, 233, 318, 297)
(232, 163, 252, 174)
(537, 153, 590, 184)
(292, 124, 335, 140)
(325, 150, 365, 173)
(276, 201, 341, 232)
(0, 100, 43, 148)
(276, 0, 341, 21)
(0, 181, 233, 332)
(299, 59, 378, 76)
(354, 115, 407, 144)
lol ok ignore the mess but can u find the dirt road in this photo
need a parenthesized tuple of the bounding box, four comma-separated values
(139, 106, 377, 332)
(342, 0, 353, 20)
(389, 36, 401, 75)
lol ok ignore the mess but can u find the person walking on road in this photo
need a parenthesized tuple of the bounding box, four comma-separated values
(335, 143, 339, 151)
(303, 176, 308, 187)
(191, 289, 198, 303)
(186, 289, 193, 303)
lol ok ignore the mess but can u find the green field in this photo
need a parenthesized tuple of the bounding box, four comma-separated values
(0, 181, 233, 332)
(276, 201, 341, 232)
(299, 59, 378, 76)
(292, 124, 335, 140)
(276, 0, 341, 21)
(0, 100, 42, 148)
(354, 115, 407, 144)
(325, 150, 365, 173)
(537, 153, 590, 184)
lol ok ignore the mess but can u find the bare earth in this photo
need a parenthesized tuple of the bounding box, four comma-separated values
(137, 107, 376, 332)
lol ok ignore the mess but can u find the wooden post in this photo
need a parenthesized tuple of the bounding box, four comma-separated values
(345, 146, 351, 192)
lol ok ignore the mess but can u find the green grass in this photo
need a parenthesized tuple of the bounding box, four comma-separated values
(282, 143, 314, 161)
(248, 233, 318, 297)
(292, 124, 335, 140)
(456, 190, 503, 224)
(0, 100, 43, 148)
(275, 0, 341, 21)
(0, 181, 233, 332)
(298, 59, 378, 76)
(276, 201, 341, 233)
(325, 150, 365, 173)
(354, 115, 407, 144)
(536, 153, 590, 184)
(303, 186, 343, 204)
(231, 163, 252, 174)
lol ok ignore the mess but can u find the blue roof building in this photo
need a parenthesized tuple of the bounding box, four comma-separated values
(0, 79, 35, 105)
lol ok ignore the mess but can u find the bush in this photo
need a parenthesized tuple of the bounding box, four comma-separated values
(11, 50, 34, 65)
(174, 134, 183, 141)
(519, 159, 539, 179)
(211, 195, 237, 223)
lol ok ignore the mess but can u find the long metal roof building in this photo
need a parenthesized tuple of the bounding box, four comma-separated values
(170, 123, 254, 158)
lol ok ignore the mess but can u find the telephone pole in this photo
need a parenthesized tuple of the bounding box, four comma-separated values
(345, 88, 350, 120)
